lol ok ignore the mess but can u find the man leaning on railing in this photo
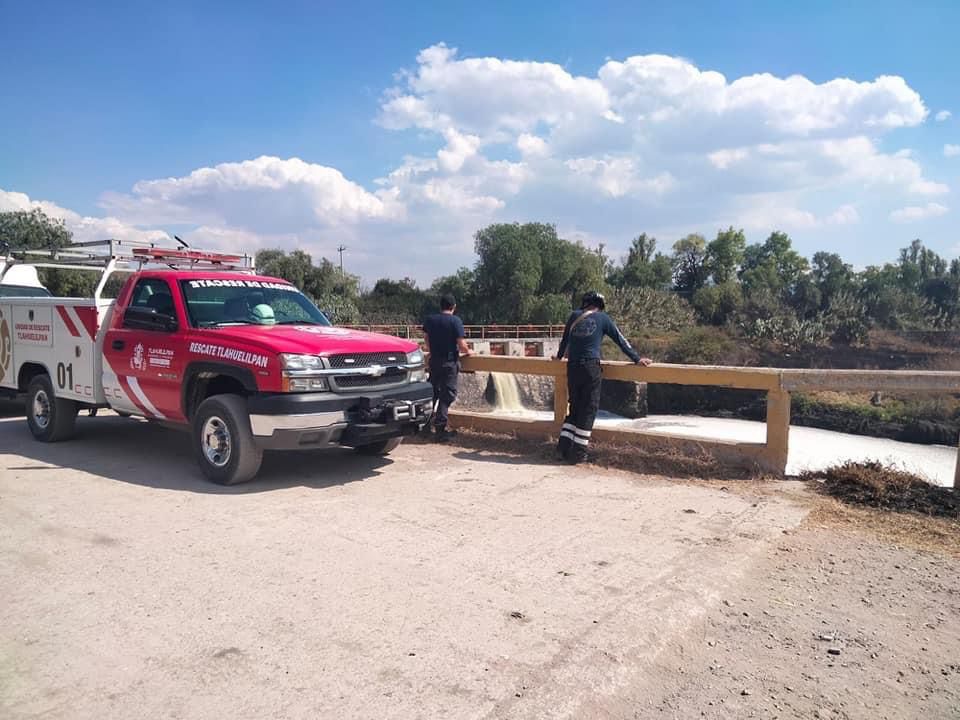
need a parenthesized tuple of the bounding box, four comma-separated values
(554, 291, 652, 464)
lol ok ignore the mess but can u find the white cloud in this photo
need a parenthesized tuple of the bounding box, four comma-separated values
(826, 204, 860, 225)
(889, 203, 949, 223)
(382, 44, 927, 149)
(564, 156, 674, 198)
(374, 44, 942, 240)
(0, 188, 170, 244)
(100, 156, 402, 232)
(516, 133, 550, 158)
(708, 148, 750, 170)
(726, 195, 864, 232)
(936, 110, 952, 122)
(945, 144, 960, 158)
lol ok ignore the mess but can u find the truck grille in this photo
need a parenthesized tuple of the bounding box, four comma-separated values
(333, 370, 409, 390)
(328, 352, 405, 369)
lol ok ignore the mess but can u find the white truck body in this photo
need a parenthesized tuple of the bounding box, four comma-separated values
(0, 297, 115, 405)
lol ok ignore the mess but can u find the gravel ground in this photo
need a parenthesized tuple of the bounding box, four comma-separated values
(0, 405, 957, 719)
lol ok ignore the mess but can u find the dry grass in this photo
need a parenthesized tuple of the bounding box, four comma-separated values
(416, 428, 762, 481)
(800, 461, 958, 519)
(805, 495, 960, 558)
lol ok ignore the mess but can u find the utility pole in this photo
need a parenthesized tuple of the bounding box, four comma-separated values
(337, 245, 346, 276)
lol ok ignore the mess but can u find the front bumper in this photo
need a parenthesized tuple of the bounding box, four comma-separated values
(249, 382, 434, 450)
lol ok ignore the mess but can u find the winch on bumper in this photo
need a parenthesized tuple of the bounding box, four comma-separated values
(247, 383, 434, 450)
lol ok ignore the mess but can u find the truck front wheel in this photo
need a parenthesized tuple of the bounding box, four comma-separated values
(192, 394, 263, 485)
(354, 437, 403, 456)
(26, 374, 78, 442)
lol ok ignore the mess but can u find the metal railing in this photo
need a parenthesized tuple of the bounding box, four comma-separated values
(448, 355, 960, 488)
(344, 324, 566, 340)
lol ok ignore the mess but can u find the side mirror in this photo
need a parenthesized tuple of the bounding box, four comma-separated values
(123, 306, 178, 332)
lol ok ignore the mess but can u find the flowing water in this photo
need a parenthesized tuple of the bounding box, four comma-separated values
(490, 372, 524, 413)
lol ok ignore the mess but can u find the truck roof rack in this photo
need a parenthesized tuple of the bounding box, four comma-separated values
(0, 238, 256, 301)
(4, 238, 255, 272)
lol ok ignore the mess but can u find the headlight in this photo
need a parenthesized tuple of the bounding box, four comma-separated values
(409, 369, 427, 383)
(280, 353, 329, 392)
(285, 376, 330, 392)
(406, 349, 424, 365)
(280, 353, 324, 371)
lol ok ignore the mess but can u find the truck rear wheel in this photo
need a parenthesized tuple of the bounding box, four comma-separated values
(26, 374, 78, 442)
(354, 436, 403, 456)
(192, 394, 262, 485)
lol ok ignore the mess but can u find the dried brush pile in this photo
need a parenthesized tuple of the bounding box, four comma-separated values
(802, 461, 958, 519)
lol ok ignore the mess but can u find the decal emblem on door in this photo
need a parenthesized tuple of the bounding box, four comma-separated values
(0, 311, 10, 383)
(130, 343, 145, 371)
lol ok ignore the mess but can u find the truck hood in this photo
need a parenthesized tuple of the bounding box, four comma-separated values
(199, 324, 419, 357)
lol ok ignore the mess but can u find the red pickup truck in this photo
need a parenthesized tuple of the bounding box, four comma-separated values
(0, 241, 433, 484)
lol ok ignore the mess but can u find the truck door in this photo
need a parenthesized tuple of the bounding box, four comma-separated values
(102, 277, 186, 422)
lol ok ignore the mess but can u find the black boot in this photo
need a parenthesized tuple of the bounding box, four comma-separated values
(435, 427, 458, 443)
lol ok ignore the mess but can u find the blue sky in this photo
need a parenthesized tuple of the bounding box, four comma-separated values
(1, 0, 958, 283)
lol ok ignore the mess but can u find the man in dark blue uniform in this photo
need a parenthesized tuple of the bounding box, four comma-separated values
(555, 291, 652, 463)
(423, 293, 473, 442)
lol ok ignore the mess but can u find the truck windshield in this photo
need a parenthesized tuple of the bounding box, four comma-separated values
(179, 279, 332, 328)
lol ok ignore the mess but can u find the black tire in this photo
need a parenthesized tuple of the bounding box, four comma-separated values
(192, 394, 263, 485)
(354, 436, 403, 456)
(115, 410, 132, 418)
(25, 374, 78, 442)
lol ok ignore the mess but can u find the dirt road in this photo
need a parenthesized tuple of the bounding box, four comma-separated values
(1, 406, 957, 719)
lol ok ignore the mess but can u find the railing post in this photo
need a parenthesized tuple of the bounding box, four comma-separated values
(763, 388, 791, 477)
(954, 435, 960, 491)
(553, 372, 568, 427)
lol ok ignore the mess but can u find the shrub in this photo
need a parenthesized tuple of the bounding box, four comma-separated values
(802, 461, 957, 518)
(823, 290, 869, 345)
(692, 282, 743, 326)
(665, 326, 754, 365)
(607, 286, 696, 335)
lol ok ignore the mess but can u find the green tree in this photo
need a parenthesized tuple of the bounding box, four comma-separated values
(811, 252, 856, 306)
(898, 238, 946, 291)
(608, 233, 673, 289)
(692, 282, 743, 326)
(705, 227, 746, 285)
(429, 267, 476, 316)
(471, 222, 604, 322)
(0, 208, 72, 250)
(671, 233, 709, 294)
(739, 231, 809, 298)
(472, 223, 547, 322)
(0, 208, 99, 296)
(359, 277, 429, 323)
(254, 249, 360, 323)
(256, 249, 314, 288)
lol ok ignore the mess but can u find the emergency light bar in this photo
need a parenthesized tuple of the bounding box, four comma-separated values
(131, 248, 247, 265)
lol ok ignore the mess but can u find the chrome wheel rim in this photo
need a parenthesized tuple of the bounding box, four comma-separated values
(202, 416, 232, 468)
(33, 389, 51, 430)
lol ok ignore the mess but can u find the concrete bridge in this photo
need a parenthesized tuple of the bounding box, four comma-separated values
(450, 355, 960, 489)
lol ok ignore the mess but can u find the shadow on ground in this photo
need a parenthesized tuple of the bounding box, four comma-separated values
(0, 412, 392, 494)
(0, 399, 24, 419)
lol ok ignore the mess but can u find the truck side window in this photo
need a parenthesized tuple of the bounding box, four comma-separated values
(129, 278, 176, 317)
